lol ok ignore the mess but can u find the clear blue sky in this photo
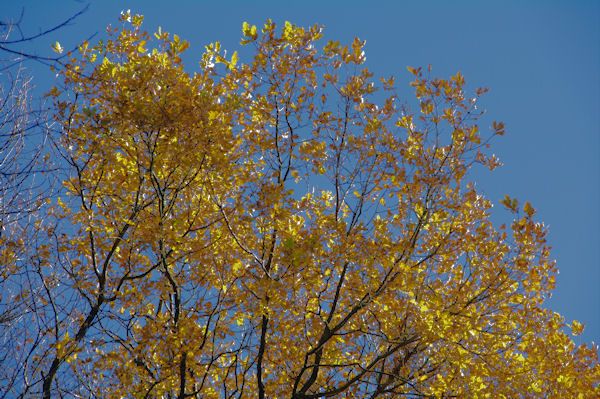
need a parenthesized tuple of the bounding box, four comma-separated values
(5, 0, 599, 344)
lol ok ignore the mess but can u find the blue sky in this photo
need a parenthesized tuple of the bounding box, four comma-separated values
(5, 0, 599, 344)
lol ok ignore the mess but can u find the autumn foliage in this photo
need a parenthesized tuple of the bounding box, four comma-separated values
(3, 12, 599, 398)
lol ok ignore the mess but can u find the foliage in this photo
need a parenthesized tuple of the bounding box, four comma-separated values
(9, 12, 600, 398)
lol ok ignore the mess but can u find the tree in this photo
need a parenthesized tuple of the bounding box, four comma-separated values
(14, 12, 599, 398)
(0, 7, 89, 397)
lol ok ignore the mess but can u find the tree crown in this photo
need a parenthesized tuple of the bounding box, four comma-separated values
(6, 12, 598, 398)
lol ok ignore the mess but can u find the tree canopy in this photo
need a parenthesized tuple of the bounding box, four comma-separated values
(2, 12, 599, 398)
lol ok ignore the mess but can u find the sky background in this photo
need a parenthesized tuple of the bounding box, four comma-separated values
(4, 0, 599, 344)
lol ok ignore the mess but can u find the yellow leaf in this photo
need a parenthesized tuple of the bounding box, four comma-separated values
(523, 201, 535, 217)
(232, 260, 243, 273)
(230, 51, 239, 70)
(51, 41, 63, 54)
(407, 66, 420, 76)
